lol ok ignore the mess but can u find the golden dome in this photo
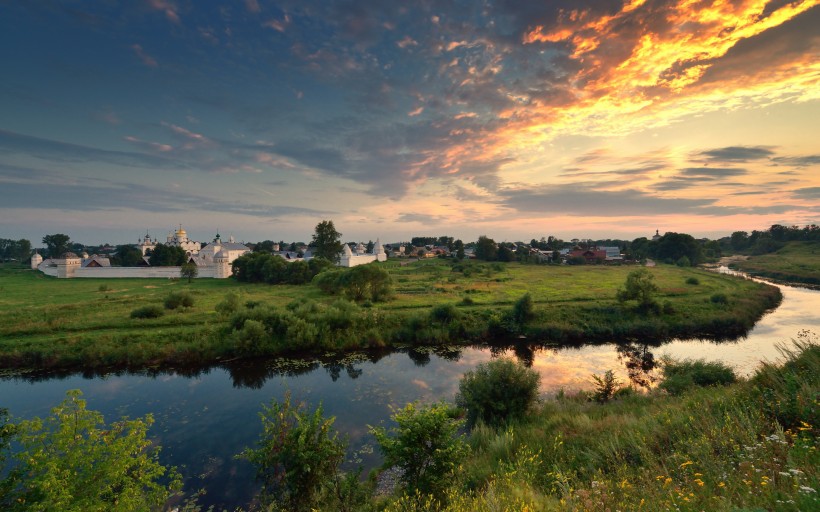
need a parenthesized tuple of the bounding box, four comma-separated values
(176, 227, 187, 237)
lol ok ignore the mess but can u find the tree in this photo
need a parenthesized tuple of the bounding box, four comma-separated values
(253, 240, 276, 253)
(240, 393, 346, 511)
(148, 244, 186, 266)
(616, 268, 659, 312)
(1, 390, 180, 511)
(311, 220, 343, 263)
(454, 239, 465, 260)
(0, 239, 31, 261)
(110, 244, 143, 266)
(180, 261, 198, 282)
(655, 232, 703, 265)
(366, 240, 375, 253)
(456, 358, 540, 428)
(370, 402, 468, 497)
(42, 233, 71, 258)
(474, 235, 498, 261)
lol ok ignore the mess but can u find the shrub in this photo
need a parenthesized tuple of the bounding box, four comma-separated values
(616, 268, 659, 313)
(591, 369, 621, 403)
(430, 304, 461, 324)
(239, 393, 346, 512)
(3, 390, 180, 511)
(215, 292, 241, 316)
(130, 305, 165, 319)
(164, 291, 194, 310)
(710, 293, 728, 305)
(676, 255, 691, 267)
(659, 358, 737, 395)
(456, 358, 540, 428)
(685, 276, 700, 285)
(97, 284, 110, 292)
(461, 295, 475, 306)
(370, 402, 468, 497)
(512, 293, 535, 327)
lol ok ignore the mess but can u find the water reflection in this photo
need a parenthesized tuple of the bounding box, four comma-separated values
(1, 273, 818, 509)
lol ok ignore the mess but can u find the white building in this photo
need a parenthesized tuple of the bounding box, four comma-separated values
(339, 238, 387, 267)
(35, 229, 250, 279)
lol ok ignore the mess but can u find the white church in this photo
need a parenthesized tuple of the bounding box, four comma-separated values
(33, 226, 388, 279)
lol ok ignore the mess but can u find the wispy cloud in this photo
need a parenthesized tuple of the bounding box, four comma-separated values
(130, 44, 158, 67)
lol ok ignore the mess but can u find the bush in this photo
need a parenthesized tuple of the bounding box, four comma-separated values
(215, 292, 241, 316)
(676, 255, 691, 267)
(130, 305, 165, 319)
(659, 358, 737, 395)
(456, 358, 540, 428)
(239, 393, 347, 512)
(710, 293, 728, 305)
(512, 293, 535, 327)
(616, 268, 659, 314)
(164, 291, 194, 310)
(370, 402, 468, 497)
(3, 390, 180, 511)
(430, 304, 461, 324)
(591, 369, 621, 403)
(685, 276, 700, 285)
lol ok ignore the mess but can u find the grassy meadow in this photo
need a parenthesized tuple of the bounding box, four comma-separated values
(378, 334, 820, 512)
(0, 259, 781, 370)
(731, 241, 820, 286)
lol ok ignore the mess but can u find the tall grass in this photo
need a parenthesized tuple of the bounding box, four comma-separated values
(381, 333, 820, 511)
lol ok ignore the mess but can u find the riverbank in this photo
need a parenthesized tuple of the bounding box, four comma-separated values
(728, 241, 820, 287)
(0, 261, 781, 371)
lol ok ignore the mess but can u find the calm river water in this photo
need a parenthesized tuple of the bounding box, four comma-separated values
(1, 268, 818, 508)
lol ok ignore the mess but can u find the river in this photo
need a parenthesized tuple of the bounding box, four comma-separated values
(1, 268, 818, 508)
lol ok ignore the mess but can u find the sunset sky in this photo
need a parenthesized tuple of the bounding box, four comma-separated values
(1, 0, 818, 246)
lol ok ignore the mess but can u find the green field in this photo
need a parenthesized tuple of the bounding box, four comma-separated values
(731, 241, 820, 286)
(0, 260, 781, 370)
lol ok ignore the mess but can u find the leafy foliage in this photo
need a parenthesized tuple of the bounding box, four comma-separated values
(129, 305, 165, 319)
(456, 358, 540, 428)
(147, 244, 187, 266)
(616, 268, 659, 313)
(314, 263, 393, 302)
(42, 233, 71, 258)
(474, 236, 498, 261)
(591, 369, 622, 403)
(0, 390, 180, 512)
(180, 261, 198, 282)
(109, 244, 143, 267)
(239, 393, 346, 511)
(311, 220, 344, 263)
(371, 402, 468, 497)
(164, 291, 194, 310)
(659, 358, 737, 395)
(0, 239, 31, 262)
(231, 252, 331, 284)
(512, 292, 535, 327)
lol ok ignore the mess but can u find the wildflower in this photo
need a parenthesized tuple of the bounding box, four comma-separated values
(664, 477, 673, 486)
(718, 482, 726, 488)
(694, 479, 705, 487)
(679, 461, 693, 468)
(799, 486, 816, 494)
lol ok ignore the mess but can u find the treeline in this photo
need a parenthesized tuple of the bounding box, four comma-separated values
(729, 224, 819, 254)
(0, 239, 31, 262)
(231, 252, 333, 284)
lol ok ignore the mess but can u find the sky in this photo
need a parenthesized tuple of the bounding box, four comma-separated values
(1, 0, 818, 246)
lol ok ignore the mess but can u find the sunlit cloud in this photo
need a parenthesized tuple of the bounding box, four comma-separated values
(130, 44, 158, 68)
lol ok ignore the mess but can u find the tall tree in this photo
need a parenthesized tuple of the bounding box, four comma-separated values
(42, 234, 71, 258)
(111, 245, 143, 266)
(148, 244, 186, 266)
(474, 236, 498, 261)
(311, 220, 343, 263)
(180, 261, 199, 282)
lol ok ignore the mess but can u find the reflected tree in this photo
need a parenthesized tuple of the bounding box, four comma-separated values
(616, 343, 659, 388)
(407, 349, 431, 367)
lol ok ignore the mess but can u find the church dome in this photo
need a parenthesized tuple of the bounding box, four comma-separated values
(61, 252, 79, 259)
(176, 228, 187, 237)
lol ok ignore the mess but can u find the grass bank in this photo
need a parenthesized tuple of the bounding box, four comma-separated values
(730, 241, 820, 286)
(0, 260, 781, 370)
(377, 333, 819, 511)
